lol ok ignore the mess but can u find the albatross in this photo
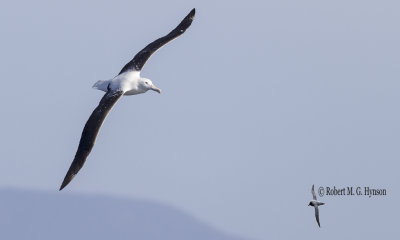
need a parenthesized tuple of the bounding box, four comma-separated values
(59, 8, 196, 191)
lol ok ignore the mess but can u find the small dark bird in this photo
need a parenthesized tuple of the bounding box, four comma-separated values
(308, 184, 325, 227)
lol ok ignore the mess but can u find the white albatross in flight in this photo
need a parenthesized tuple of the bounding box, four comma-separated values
(59, 8, 196, 191)
(308, 184, 325, 227)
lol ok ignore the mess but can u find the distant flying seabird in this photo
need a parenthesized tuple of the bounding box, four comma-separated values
(59, 8, 196, 191)
(308, 184, 325, 227)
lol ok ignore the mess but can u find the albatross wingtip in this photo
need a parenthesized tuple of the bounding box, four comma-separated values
(59, 179, 69, 191)
(59, 183, 66, 191)
(188, 8, 196, 20)
(59, 172, 76, 191)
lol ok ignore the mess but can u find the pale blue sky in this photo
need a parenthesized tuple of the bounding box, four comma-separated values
(0, 0, 399, 239)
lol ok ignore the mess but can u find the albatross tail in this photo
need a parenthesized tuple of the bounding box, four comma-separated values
(93, 80, 110, 92)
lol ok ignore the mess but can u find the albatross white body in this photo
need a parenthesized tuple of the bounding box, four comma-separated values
(93, 71, 161, 95)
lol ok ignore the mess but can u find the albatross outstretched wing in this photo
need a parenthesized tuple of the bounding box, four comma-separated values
(118, 8, 195, 74)
(60, 89, 124, 190)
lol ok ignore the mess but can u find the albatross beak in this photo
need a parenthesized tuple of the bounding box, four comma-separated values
(151, 85, 162, 94)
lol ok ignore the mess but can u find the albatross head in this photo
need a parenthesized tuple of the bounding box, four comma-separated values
(139, 78, 162, 94)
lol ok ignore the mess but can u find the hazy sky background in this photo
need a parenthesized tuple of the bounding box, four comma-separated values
(0, 0, 399, 239)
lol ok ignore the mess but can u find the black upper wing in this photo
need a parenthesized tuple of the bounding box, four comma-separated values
(60, 89, 124, 191)
(118, 8, 195, 74)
